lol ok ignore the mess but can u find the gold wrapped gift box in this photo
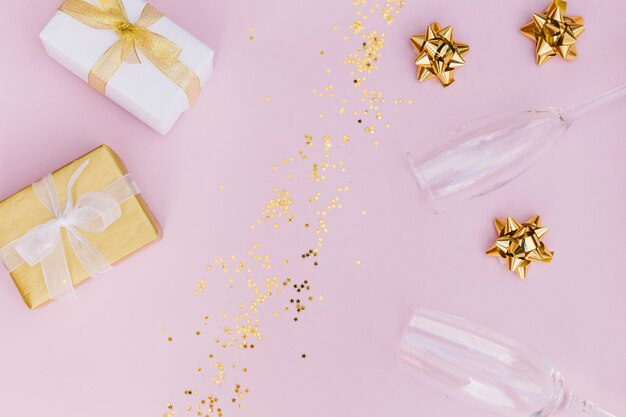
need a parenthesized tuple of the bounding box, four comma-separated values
(0, 145, 161, 309)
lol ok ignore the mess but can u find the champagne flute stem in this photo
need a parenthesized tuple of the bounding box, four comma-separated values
(563, 83, 626, 122)
(560, 393, 616, 417)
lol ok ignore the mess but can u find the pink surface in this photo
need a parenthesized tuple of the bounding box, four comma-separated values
(0, 1, 624, 416)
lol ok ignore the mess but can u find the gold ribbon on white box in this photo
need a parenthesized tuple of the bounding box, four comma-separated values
(0, 160, 139, 299)
(58, 0, 201, 104)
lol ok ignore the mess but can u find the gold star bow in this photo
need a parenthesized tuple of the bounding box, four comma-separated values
(410, 23, 469, 87)
(521, 0, 585, 65)
(486, 216, 554, 279)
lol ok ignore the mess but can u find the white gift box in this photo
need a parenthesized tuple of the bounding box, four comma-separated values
(39, 0, 214, 135)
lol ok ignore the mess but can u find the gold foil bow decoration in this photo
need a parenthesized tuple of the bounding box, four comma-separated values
(521, 0, 585, 65)
(486, 216, 554, 279)
(410, 23, 469, 87)
(59, 0, 200, 103)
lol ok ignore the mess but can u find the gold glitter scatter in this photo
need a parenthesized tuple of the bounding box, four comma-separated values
(350, 20, 364, 34)
(309, 192, 320, 203)
(313, 84, 334, 99)
(301, 248, 319, 260)
(381, 0, 405, 24)
(168, 4, 410, 415)
(344, 31, 384, 74)
(212, 362, 225, 385)
(195, 279, 207, 295)
(285, 280, 313, 322)
(167, 337, 173, 342)
(257, 189, 293, 225)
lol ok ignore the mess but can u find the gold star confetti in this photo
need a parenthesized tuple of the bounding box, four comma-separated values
(165, 2, 412, 414)
(410, 22, 469, 87)
(486, 216, 554, 279)
(194, 278, 207, 295)
(521, 0, 585, 65)
(382, 0, 405, 24)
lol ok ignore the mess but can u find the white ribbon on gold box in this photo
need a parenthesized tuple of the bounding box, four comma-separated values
(39, 0, 214, 135)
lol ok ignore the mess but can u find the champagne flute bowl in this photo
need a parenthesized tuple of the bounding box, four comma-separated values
(408, 84, 626, 213)
(399, 306, 615, 417)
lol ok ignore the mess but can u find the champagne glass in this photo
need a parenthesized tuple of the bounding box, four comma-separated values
(408, 84, 626, 213)
(399, 307, 615, 417)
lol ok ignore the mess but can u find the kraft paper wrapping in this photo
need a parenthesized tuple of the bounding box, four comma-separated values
(0, 145, 161, 309)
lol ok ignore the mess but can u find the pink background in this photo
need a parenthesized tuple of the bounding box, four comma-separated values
(0, 0, 624, 416)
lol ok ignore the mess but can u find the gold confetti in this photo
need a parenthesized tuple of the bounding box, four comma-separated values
(166, 3, 409, 414)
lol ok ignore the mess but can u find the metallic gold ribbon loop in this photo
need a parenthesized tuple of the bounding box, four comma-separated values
(59, 0, 200, 104)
